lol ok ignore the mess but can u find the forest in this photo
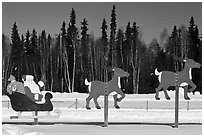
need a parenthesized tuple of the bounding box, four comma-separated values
(2, 5, 202, 94)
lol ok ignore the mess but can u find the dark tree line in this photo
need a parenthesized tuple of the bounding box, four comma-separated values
(2, 6, 202, 94)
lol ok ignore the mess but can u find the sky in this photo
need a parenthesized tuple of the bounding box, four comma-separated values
(2, 2, 202, 44)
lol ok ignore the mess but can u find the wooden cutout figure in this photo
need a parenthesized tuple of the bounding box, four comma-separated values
(155, 57, 201, 100)
(85, 67, 129, 109)
(7, 75, 25, 95)
(22, 75, 43, 101)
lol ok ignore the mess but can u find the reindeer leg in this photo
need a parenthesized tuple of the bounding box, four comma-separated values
(112, 89, 125, 109)
(86, 94, 93, 110)
(188, 80, 197, 93)
(155, 85, 162, 100)
(113, 94, 120, 109)
(93, 96, 101, 109)
(163, 86, 170, 100)
(117, 89, 126, 102)
(183, 86, 190, 100)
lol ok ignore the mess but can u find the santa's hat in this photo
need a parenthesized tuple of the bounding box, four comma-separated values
(8, 75, 16, 81)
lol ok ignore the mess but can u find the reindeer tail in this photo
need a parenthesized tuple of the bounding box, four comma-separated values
(155, 68, 162, 82)
(155, 68, 161, 75)
(85, 78, 91, 86)
(85, 78, 91, 93)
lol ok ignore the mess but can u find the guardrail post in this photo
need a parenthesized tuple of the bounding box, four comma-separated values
(75, 98, 78, 109)
(187, 101, 190, 111)
(174, 73, 179, 128)
(146, 100, 148, 110)
(34, 111, 38, 125)
(8, 101, 10, 109)
(104, 82, 108, 127)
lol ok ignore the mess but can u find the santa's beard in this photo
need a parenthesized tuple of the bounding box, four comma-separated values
(24, 81, 41, 94)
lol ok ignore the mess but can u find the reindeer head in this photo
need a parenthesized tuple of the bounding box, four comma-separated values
(173, 55, 201, 69)
(184, 58, 201, 68)
(112, 67, 130, 77)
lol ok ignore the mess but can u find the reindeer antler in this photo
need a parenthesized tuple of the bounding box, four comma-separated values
(172, 54, 185, 63)
(104, 66, 114, 72)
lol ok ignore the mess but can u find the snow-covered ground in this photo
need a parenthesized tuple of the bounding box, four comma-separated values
(2, 123, 202, 135)
(2, 90, 202, 135)
(2, 108, 202, 135)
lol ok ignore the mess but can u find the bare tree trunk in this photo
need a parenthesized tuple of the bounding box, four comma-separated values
(71, 38, 77, 93)
(90, 45, 95, 81)
(132, 66, 137, 94)
(72, 50, 76, 93)
(64, 56, 71, 93)
(3, 55, 10, 93)
(135, 60, 140, 94)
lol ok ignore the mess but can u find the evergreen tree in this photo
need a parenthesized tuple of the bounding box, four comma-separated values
(30, 29, 41, 80)
(171, 26, 182, 71)
(10, 22, 22, 80)
(123, 22, 133, 93)
(109, 5, 117, 67)
(116, 29, 126, 90)
(80, 18, 89, 92)
(25, 30, 30, 53)
(101, 19, 109, 82)
(46, 34, 53, 91)
(116, 29, 124, 69)
(38, 30, 49, 90)
(24, 30, 31, 74)
(101, 19, 108, 54)
(61, 21, 66, 36)
(81, 18, 89, 72)
(60, 22, 71, 92)
(138, 45, 152, 94)
(179, 25, 188, 58)
(165, 26, 181, 72)
(20, 34, 27, 75)
(187, 16, 198, 60)
(187, 17, 202, 93)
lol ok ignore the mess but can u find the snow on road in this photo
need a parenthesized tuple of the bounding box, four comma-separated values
(2, 108, 202, 135)
(2, 123, 202, 135)
(2, 108, 202, 123)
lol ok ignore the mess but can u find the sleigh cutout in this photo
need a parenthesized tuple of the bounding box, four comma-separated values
(6, 92, 61, 120)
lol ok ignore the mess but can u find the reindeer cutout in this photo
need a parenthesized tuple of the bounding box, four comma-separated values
(155, 56, 201, 100)
(85, 67, 129, 109)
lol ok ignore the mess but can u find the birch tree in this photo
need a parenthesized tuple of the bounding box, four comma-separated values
(67, 8, 79, 93)
(2, 34, 11, 94)
(131, 22, 140, 94)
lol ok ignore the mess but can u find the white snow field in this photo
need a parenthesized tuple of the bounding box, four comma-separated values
(2, 90, 202, 135)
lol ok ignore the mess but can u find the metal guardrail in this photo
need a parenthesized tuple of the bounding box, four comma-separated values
(2, 99, 202, 110)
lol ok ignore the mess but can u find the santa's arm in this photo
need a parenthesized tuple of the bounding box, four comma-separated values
(38, 81, 44, 87)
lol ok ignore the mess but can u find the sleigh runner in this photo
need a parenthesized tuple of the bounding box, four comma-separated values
(10, 109, 61, 120)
